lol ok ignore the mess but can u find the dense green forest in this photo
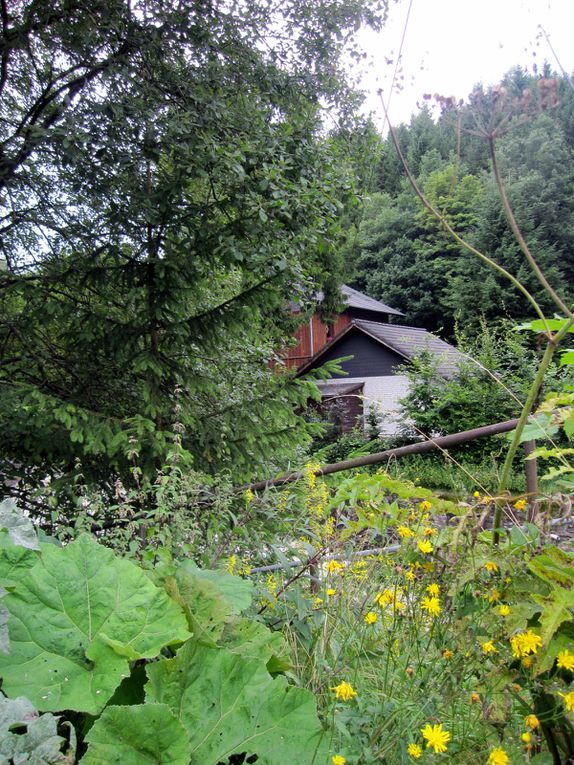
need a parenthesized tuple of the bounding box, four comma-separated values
(349, 67, 574, 337)
(1, 2, 574, 764)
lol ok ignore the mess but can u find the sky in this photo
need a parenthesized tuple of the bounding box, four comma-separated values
(356, 0, 574, 130)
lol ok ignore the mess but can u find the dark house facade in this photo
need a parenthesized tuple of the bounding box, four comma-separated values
(287, 287, 463, 435)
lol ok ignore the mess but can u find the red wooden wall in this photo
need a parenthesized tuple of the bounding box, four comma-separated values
(284, 312, 352, 370)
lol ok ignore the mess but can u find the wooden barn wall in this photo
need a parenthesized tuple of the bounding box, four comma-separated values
(284, 313, 351, 369)
(305, 330, 405, 377)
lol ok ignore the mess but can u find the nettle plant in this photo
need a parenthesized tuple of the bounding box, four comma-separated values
(0, 499, 331, 765)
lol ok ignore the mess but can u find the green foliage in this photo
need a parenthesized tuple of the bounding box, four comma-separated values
(146, 641, 327, 765)
(354, 68, 574, 336)
(0, 0, 391, 508)
(0, 696, 70, 764)
(82, 704, 190, 765)
(0, 502, 331, 764)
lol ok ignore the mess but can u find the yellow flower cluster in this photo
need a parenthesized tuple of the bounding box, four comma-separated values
(510, 630, 543, 658)
(325, 559, 345, 576)
(349, 560, 368, 581)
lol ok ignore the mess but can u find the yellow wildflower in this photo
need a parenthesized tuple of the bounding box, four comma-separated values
(522, 656, 533, 668)
(423, 561, 435, 572)
(332, 756, 346, 765)
(482, 495, 493, 504)
(421, 723, 451, 754)
(510, 630, 543, 658)
(514, 499, 526, 511)
(423, 526, 437, 536)
(521, 732, 531, 743)
(499, 604, 510, 617)
(442, 648, 454, 660)
(470, 692, 480, 703)
(557, 649, 574, 672)
(226, 554, 237, 575)
(326, 588, 336, 597)
(421, 595, 441, 618)
(487, 747, 509, 765)
(407, 743, 422, 759)
(559, 691, 574, 712)
(349, 560, 367, 581)
(266, 573, 278, 598)
(473, 490, 481, 498)
(488, 589, 501, 602)
(525, 714, 540, 729)
(332, 681, 357, 701)
(375, 589, 394, 607)
(420, 500, 432, 512)
(426, 583, 440, 597)
(398, 525, 414, 539)
(245, 488, 254, 503)
(325, 559, 344, 575)
(313, 597, 323, 608)
(417, 539, 433, 554)
(364, 611, 378, 625)
(484, 561, 498, 573)
(405, 569, 416, 582)
(482, 640, 497, 655)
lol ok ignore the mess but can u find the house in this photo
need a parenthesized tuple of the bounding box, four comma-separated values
(286, 286, 464, 435)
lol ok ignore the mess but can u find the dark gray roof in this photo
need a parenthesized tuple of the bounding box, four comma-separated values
(316, 381, 364, 398)
(341, 285, 404, 317)
(354, 319, 464, 378)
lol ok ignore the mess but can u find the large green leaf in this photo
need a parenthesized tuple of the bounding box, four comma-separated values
(220, 617, 291, 672)
(165, 573, 231, 646)
(81, 704, 190, 765)
(177, 561, 254, 614)
(531, 585, 574, 652)
(146, 641, 328, 765)
(0, 696, 67, 763)
(0, 534, 190, 713)
(0, 499, 40, 550)
(528, 547, 574, 588)
(0, 532, 39, 587)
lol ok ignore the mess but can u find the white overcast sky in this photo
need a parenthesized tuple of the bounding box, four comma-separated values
(355, 0, 574, 129)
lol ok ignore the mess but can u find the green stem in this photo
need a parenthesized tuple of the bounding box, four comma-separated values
(493, 318, 574, 543)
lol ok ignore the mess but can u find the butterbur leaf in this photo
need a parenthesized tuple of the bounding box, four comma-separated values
(0, 499, 40, 550)
(146, 641, 328, 765)
(0, 534, 190, 713)
(0, 533, 38, 586)
(0, 696, 67, 763)
(166, 573, 231, 646)
(81, 704, 190, 764)
(531, 585, 574, 652)
(529, 547, 574, 587)
(219, 617, 290, 670)
(177, 561, 254, 614)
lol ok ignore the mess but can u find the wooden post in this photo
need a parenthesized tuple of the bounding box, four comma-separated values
(523, 440, 538, 522)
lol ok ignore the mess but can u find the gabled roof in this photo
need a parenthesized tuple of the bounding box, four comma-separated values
(298, 319, 464, 379)
(341, 285, 404, 317)
(293, 284, 404, 317)
(354, 320, 463, 378)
